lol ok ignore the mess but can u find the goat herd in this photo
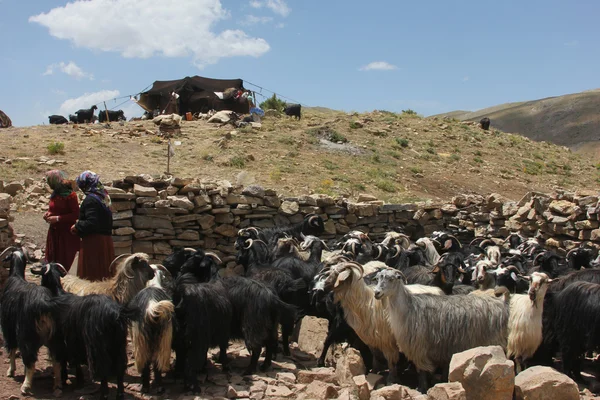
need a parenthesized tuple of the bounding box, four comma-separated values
(1, 214, 599, 399)
(48, 105, 126, 125)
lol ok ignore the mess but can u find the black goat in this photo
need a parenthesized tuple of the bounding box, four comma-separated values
(283, 103, 301, 119)
(531, 251, 569, 278)
(503, 233, 523, 250)
(48, 115, 68, 124)
(566, 246, 596, 270)
(480, 117, 490, 130)
(98, 109, 126, 123)
(0, 248, 64, 396)
(172, 269, 231, 393)
(68, 114, 78, 123)
(37, 262, 130, 400)
(75, 105, 98, 123)
(431, 232, 485, 258)
(553, 281, 600, 381)
(162, 247, 199, 278)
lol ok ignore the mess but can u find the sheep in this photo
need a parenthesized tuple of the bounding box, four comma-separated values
(127, 264, 174, 394)
(505, 272, 552, 372)
(37, 262, 130, 400)
(552, 281, 600, 381)
(0, 248, 64, 396)
(75, 105, 98, 123)
(372, 267, 509, 392)
(319, 260, 443, 384)
(61, 253, 155, 304)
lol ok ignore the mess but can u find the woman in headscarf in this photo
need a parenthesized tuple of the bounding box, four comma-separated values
(44, 170, 80, 270)
(70, 170, 115, 281)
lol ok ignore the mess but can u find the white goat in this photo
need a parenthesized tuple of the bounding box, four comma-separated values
(415, 237, 441, 266)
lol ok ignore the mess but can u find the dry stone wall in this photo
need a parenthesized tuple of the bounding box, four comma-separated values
(0, 193, 13, 250)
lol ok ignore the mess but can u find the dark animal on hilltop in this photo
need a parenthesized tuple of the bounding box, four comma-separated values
(75, 105, 98, 123)
(480, 117, 490, 130)
(69, 114, 78, 123)
(99, 109, 126, 123)
(283, 103, 301, 119)
(48, 115, 68, 125)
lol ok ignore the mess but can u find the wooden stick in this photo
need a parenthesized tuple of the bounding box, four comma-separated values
(103, 102, 110, 125)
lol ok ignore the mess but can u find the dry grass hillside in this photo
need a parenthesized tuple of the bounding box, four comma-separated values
(1, 109, 599, 203)
(432, 89, 600, 156)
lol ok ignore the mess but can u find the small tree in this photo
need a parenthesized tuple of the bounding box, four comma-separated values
(260, 94, 287, 111)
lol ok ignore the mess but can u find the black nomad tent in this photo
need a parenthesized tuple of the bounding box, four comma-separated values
(137, 76, 250, 115)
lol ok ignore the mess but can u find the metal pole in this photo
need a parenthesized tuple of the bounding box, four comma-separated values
(167, 139, 171, 174)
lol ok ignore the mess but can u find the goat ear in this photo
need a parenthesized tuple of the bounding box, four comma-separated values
(510, 272, 518, 281)
(334, 270, 352, 288)
(443, 239, 452, 250)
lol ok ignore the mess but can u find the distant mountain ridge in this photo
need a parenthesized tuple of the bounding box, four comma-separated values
(431, 89, 600, 153)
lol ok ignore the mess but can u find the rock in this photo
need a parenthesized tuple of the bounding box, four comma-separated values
(227, 384, 250, 399)
(133, 184, 158, 197)
(305, 381, 339, 399)
(297, 316, 329, 356)
(242, 185, 265, 198)
(153, 241, 172, 255)
(514, 366, 579, 400)
(155, 199, 170, 208)
(133, 215, 174, 230)
(214, 224, 238, 237)
(353, 375, 371, 400)
(177, 230, 200, 241)
(114, 227, 135, 236)
(448, 346, 514, 400)
(280, 200, 299, 215)
(264, 385, 293, 398)
(276, 372, 296, 384)
(297, 368, 338, 385)
(168, 195, 194, 210)
(336, 347, 366, 385)
(369, 384, 408, 400)
(549, 200, 578, 216)
(3, 181, 23, 196)
(0, 193, 11, 211)
(324, 219, 337, 235)
(358, 193, 378, 203)
(171, 177, 192, 187)
(427, 382, 467, 400)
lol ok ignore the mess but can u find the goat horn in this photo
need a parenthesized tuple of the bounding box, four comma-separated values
(479, 239, 493, 248)
(309, 215, 320, 226)
(205, 252, 223, 265)
(375, 246, 382, 259)
(457, 265, 466, 274)
(340, 261, 364, 277)
(55, 263, 68, 276)
(533, 252, 544, 266)
(153, 263, 170, 274)
(243, 239, 253, 250)
(506, 265, 521, 273)
(0, 246, 18, 261)
(392, 245, 401, 258)
(109, 253, 131, 273)
(566, 248, 577, 259)
(321, 240, 330, 251)
(469, 237, 483, 246)
(183, 247, 197, 252)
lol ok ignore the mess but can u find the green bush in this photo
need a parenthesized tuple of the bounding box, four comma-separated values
(402, 109, 417, 116)
(47, 142, 65, 155)
(259, 94, 287, 111)
(395, 138, 409, 148)
(229, 156, 246, 168)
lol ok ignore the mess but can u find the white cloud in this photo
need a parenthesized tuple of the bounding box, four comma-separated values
(463, 76, 470, 82)
(241, 15, 273, 25)
(43, 61, 94, 80)
(250, 0, 291, 17)
(359, 61, 398, 71)
(30, 0, 270, 68)
(59, 90, 120, 116)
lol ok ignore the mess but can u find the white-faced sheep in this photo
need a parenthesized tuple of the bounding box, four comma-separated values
(61, 253, 154, 304)
(373, 267, 509, 392)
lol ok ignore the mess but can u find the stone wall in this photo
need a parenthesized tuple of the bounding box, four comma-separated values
(104, 177, 600, 267)
(0, 193, 14, 250)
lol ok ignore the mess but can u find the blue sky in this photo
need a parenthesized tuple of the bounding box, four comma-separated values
(2, 0, 599, 126)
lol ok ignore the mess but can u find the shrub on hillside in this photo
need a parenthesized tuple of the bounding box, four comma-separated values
(260, 94, 287, 111)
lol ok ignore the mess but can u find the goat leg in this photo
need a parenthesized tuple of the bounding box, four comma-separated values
(281, 321, 293, 357)
(244, 346, 261, 375)
(99, 378, 109, 400)
(6, 349, 16, 377)
(153, 364, 165, 394)
(386, 361, 399, 385)
(116, 374, 125, 400)
(141, 363, 151, 393)
(75, 364, 85, 388)
(219, 342, 230, 372)
(52, 360, 63, 397)
(317, 331, 337, 367)
(20, 363, 35, 396)
(417, 369, 430, 394)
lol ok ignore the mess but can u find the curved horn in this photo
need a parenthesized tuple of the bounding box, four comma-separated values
(0, 246, 18, 261)
(533, 252, 545, 266)
(55, 263, 68, 277)
(340, 261, 364, 277)
(243, 239, 253, 250)
(374, 245, 382, 259)
(479, 239, 494, 248)
(205, 252, 223, 265)
(183, 247, 197, 252)
(469, 237, 484, 246)
(351, 241, 357, 255)
(566, 248, 577, 260)
(109, 253, 131, 274)
(505, 265, 521, 274)
(391, 245, 401, 259)
(309, 215, 320, 227)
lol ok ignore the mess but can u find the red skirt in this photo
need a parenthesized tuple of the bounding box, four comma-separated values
(77, 234, 115, 282)
(45, 225, 80, 271)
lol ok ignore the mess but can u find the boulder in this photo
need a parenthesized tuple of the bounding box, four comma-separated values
(133, 184, 157, 197)
(168, 195, 194, 210)
(549, 200, 578, 216)
(297, 316, 329, 356)
(3, 181, 23, 196)
(297, 368, 338, 385)
(514, 366, 579, 400)
(369, 384, 418, 400)
(280, 200, 299, 215)
(0, 193, 12, 211)
(305, 380, 339, 399)
(448, 346, 514, 400)
(427, 382, 467, 400)
(336, 347, 366, 385)
(214, 224, 237, 237)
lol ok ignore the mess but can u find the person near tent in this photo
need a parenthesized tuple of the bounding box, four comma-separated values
(70, 171, 115, 281)
(43, 170, 80, 271)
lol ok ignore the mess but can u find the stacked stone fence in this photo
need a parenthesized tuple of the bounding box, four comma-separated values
(1, 176, 599, 269)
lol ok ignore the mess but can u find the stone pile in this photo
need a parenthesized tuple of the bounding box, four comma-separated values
(0, 192, 14, 251)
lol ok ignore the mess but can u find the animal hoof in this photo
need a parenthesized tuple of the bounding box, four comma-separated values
(260, 363, 271, 372)
(242, 369, 254, 376)
(20, 385, 33, 396)
(6, 368, 14, 378)
(317, 360, 325, 367)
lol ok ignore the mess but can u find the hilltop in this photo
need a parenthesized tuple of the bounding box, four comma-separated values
(1, 109, 599, 204)
(431, 89, 600, 156)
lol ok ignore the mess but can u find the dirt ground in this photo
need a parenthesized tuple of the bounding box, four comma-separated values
(1, 110, 599, 204)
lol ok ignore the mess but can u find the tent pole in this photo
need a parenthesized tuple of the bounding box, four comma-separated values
(167, 138, 171, 174)
(103, 102, 111, 126)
